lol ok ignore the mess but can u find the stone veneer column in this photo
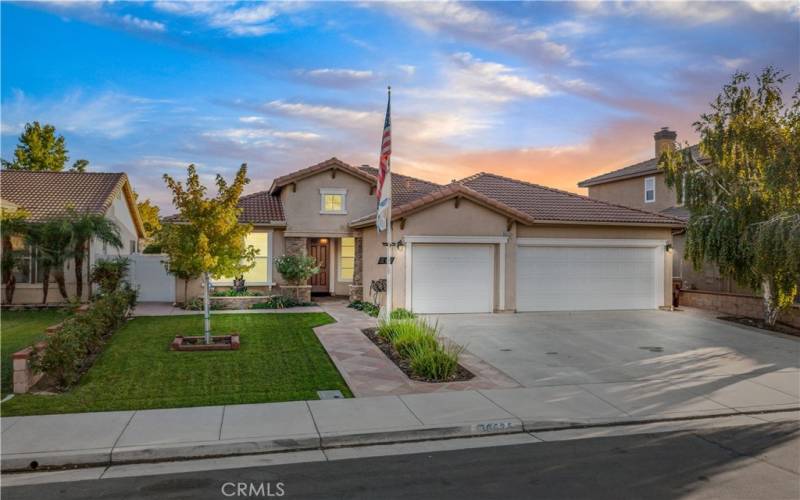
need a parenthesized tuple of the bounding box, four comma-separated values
(285, 237, 307, 256)
(349, 237, 364, 302)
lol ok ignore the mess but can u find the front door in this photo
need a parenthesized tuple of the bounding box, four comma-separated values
(307, 239, 329, 293)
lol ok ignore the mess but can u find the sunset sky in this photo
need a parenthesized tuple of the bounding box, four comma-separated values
(2, 1, 798, 209)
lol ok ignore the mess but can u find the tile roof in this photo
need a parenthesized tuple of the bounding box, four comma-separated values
(0, 170, 128, 222)
(269, 157, 376, 194)
(349, 182, 536, 228)
(358, 165, 441, 205)
(162, 190, 285, 225)
(578, 145, 701, 187)
(460, 172, 684, 225)
(660, 206, 691, 221)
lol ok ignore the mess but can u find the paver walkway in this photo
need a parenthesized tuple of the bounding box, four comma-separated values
(314, 301, 521, 397)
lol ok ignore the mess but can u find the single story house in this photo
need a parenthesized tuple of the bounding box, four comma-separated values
(0, 170, 145, 304)
(168, 158, 684, 313)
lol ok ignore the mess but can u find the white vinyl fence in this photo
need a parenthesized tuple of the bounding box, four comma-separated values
(126, 254, 175, 302)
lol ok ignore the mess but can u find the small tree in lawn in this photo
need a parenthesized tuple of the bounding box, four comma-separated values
(158, 222, 204, 304)
(162, 164, 256, 343)
(661, 67, 800, 326)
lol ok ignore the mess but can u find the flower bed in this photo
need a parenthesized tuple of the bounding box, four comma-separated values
(21, 288, 138, 391)
(362, 310, 473, 383)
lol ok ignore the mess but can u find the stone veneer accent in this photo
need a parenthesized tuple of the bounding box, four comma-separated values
(279, 285, 312, 303)
(680, 289, 800, 328)
(209, 295, 273, 310)
(285, 237, 307, 256)
(349, 237, 364, 302)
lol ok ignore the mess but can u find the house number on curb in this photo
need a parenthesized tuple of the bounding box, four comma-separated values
(475, 421, 516, 433)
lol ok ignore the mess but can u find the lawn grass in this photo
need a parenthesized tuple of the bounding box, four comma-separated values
(0, 312, 351, 416)
(1, 309, 69, 396)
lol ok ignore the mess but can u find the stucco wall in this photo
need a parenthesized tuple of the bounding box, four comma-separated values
(281, 170, 374, 237)
(360, 198, 675, 312)
(587, 173, 677, 213)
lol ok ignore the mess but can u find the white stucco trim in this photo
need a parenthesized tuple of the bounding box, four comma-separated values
(403, 235, 508, 312)
(403, 236, 509, 244)
(517, 238, 667, 248)
(320, 188, 348, 215)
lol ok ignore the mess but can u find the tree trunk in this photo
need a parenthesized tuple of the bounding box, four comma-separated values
(183, 278, 188, 308)
(203, 272, 211, 344)
(74, 241, 86, 301)
(762, 278, 780, 327)
(41, 266, 51, 304)
(54, 268, 69, 300)
(5, 275, 15, 304)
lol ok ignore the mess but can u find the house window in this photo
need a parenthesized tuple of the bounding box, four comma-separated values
(339, 237, 355, 282)
(320, 188, 347, 214)
(213, 231, 271, 285)
(644, 176, 656, 203)
(10, 241, 44, 284)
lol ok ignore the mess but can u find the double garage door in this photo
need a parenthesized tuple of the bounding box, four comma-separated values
(516, 245, 659, 312)
(409, 241, 660, 314)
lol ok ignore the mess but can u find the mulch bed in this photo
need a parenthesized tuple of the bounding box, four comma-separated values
(362, 327, 474, 383)
(718, 316, 800, 337)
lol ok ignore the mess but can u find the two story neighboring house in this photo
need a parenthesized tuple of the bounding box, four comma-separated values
(577, 128, 745, 293)
(173, 157, 684, 314)
(0, 170, 146, 304)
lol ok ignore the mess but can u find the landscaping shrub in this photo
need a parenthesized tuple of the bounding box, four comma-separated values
(407, 342, 463, 380)
(211, 289, 264, 297)
(90, 257, 130, 294)
(31, 287, 137, 389)
(252, 295, 314, 309)
(348, 300, 380, 317)
(390, 308, 416, 320)
(375, 317, 464, 380)
(275, 255, 320, 285)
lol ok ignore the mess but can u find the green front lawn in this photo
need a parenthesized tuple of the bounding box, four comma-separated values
(1, 313, 351, 416)
(1, 309, 69, 396)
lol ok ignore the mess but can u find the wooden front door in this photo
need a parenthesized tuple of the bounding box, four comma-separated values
(307, 239, 329, 293)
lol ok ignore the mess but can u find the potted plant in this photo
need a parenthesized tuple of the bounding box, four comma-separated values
(275, 254, 319, 302)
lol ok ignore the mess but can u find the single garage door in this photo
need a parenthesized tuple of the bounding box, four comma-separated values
(411, 244, 494, 314)
(516, 245, 657, 311)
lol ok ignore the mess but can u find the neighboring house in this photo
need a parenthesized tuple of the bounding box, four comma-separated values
(578, 128, 746, 293)
(167, 157, 684, 314)
(0, 170, 145, 304)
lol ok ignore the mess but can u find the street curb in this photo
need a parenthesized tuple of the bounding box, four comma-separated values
(2, 408, 797, 472)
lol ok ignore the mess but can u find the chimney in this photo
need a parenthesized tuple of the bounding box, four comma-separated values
(654, 127, 677, 158)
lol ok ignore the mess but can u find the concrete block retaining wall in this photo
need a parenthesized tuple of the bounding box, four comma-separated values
(680, 289, 800, 328)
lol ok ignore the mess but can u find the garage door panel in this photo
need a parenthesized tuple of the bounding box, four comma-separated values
(517, 245, 656, 312)
(411, 244, 493, 314)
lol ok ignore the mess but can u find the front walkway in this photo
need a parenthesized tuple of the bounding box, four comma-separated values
(314, 301, 520, 397)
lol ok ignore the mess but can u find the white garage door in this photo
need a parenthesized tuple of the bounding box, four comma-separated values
(516, 245, 658, 311)
(411, 244, 494, 314)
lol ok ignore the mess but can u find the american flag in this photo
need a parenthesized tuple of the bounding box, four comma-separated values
(376, 88, 391, 232)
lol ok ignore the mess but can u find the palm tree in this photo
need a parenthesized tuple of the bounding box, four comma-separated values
(1, 209, 29, 303)
(25, 219, 72, 303)
(66, 210, 122, 300)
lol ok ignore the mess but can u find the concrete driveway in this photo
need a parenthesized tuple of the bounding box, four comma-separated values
(431, 308, 799, 409)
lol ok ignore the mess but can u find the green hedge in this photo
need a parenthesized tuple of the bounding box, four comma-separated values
(31, 288, 138, 389)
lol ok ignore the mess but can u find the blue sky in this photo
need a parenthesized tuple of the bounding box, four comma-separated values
(2, 1, 798, 209)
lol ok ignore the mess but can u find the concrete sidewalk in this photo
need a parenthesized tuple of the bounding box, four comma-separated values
(2, 381, 798, 471)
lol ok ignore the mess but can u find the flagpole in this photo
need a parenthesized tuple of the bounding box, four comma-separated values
(385, 86, 393, 319)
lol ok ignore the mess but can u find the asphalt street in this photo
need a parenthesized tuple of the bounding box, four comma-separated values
(3, 421, 799, 500)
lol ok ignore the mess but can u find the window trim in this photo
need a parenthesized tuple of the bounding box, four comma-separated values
(211, 230, 274, 286)
(338, 237, 356, 283)
(644, 176, 656, 203)
(320, 188, 348, 215)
